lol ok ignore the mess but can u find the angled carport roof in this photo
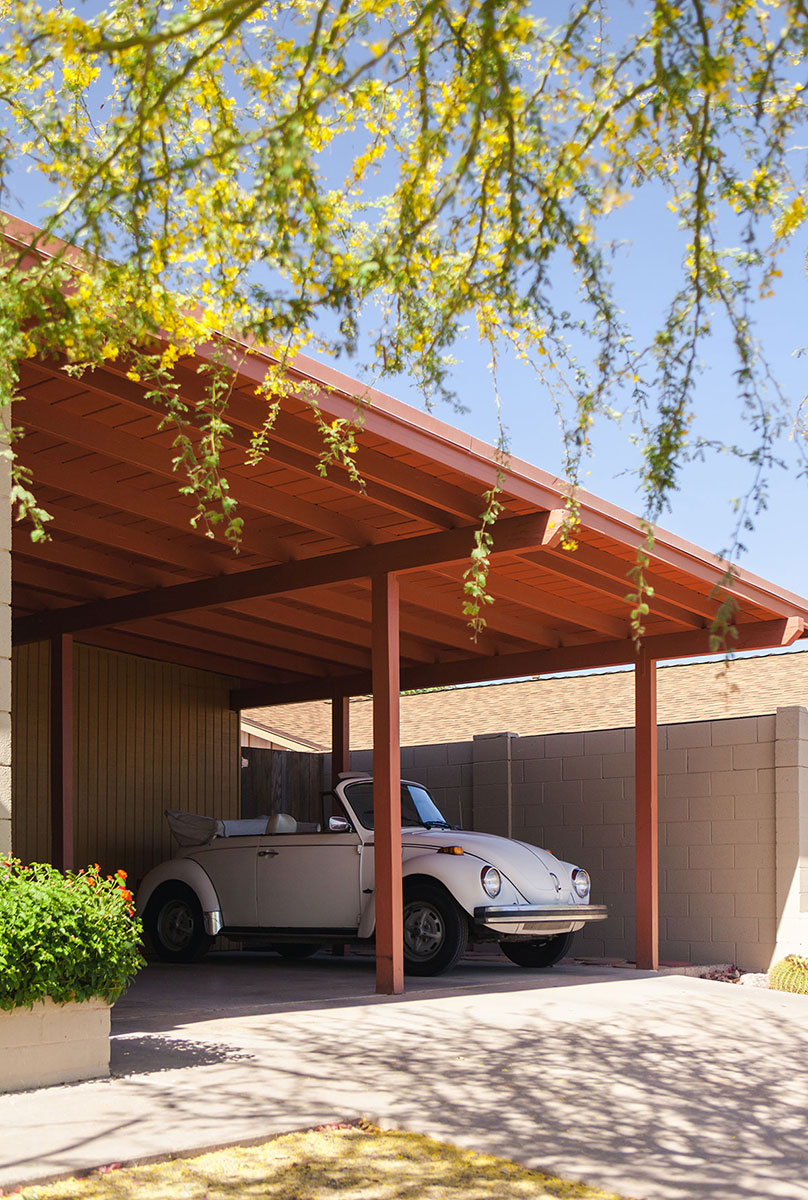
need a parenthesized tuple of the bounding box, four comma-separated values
(8, 212, 808, 991)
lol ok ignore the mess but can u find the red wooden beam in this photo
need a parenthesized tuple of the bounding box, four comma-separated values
(197, 609, 372, 671)
(22, 456, 285, 562)
(354, 578, 522, 657)
(408, 573, 563, 648)
(18, 499, 225, 575)
(18, 392, 351, 554)
(50, 634, 74, 871)
(9, 226, 808, 628)
(372, 574, 403, 995)
(232, 594, 436, 664)
(634, 654, 659, 970)
(80, 627, 286, 684)
(438, 561, 629, 639)
(306, 583, 505, 657)
(127, 615, 347, 677)
(26, 356, 464, 530)
(331, 694, 350, 788)
(522, 549, 702, 628)
(231, 617, 805, 708)
(13, 512, 560, 644)
(101, 355, 484, 523)
(543, 540, 720, 622)
(224, 343, 808, 622)
(13, 529, 174, 591)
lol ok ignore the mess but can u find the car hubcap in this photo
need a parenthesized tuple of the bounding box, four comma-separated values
(157, 900, 194, 951)
(403, 902, 444, 959)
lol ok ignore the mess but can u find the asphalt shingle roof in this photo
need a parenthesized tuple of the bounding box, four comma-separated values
(247, 647, 808, 749)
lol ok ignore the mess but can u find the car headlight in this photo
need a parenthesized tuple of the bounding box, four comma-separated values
(480, 866, 501, 898)
(572, 868, 590, 899)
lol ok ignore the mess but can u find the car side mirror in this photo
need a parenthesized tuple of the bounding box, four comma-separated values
(328, 815, 352, 833)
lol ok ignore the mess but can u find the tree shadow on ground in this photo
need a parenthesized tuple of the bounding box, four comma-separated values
(108, 977, 808, 1200)
(111, 1035, 255, 1077)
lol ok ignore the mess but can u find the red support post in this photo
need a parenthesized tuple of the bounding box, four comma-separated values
(635, 652, 659, 970)
(371, 573, 403, 995)
(331, 693, 350, 788)
(50, 633, 74, 871)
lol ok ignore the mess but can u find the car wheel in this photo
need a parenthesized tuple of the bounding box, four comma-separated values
(402, 883, 468, 977)
(500, 931, 574, 968)
(145, 882, 213, 963)
(272, 944, 322, 960)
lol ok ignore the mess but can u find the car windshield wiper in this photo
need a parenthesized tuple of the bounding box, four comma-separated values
(421, 820, 454, 829)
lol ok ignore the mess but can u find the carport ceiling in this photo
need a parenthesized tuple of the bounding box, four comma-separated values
(8, 218, 808, 689)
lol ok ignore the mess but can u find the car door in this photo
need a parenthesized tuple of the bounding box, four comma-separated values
(256, 830, 363, 931)
(190, 837, 261, 927)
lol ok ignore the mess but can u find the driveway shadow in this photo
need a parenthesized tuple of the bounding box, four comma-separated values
(112, 951, 640, 1035)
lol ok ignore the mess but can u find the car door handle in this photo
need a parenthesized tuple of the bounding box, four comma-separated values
(257, 849, 279, 858)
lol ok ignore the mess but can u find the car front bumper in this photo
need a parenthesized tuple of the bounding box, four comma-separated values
(472, 903, 608, 936)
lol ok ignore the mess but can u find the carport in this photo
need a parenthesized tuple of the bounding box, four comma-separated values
(9, 212, 808, 994)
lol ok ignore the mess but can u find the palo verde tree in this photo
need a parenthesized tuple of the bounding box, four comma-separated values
(1, 0, 807, 637)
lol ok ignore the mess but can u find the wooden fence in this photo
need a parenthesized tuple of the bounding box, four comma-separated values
(240, 747, 326, 824)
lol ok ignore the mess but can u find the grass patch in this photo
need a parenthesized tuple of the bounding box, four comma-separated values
(16, 1124, 637, 1199)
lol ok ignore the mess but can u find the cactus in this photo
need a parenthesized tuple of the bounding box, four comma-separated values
(768, 954, 808, 994)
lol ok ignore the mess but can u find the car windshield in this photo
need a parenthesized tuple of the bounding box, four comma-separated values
(344, 781, 453, 831)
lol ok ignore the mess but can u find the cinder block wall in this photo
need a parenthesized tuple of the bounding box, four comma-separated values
(352, 711, 793, 971)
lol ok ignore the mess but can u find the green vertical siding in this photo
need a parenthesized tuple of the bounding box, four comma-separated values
(12, 643, 240, 881)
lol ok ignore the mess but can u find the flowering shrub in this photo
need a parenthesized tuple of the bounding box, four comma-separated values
(0, 858, 144, 1011)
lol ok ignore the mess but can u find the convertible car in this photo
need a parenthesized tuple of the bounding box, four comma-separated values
(137, 774, 607, 976)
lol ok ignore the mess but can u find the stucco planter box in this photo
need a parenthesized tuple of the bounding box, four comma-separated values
(0, 997, 110, 1092)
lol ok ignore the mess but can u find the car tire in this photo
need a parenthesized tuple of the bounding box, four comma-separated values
(500, 931, 574, 968)
(402, 883, 468, 977)
(272, 943, 322, 960)
(145, 882, 214, 963)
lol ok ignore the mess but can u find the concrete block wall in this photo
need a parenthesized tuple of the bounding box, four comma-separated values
(501, 717, 778, 971)
(350, 709, 807, 972)
(773, 707, 808, 960)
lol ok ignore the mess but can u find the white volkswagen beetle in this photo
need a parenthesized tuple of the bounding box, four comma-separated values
(137, 774, 607, 976)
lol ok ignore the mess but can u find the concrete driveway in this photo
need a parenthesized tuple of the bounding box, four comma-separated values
(1, 952, 806, 1199)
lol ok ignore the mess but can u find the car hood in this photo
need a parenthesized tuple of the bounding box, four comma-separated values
(401, 827, 580, 905)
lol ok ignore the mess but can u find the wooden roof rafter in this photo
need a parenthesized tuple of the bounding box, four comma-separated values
(12, 511, 563, 644)
(7, 210, 808, 707)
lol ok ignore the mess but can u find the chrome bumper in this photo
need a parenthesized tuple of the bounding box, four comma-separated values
(204, 909, 223, 936)
(472, 903, 608, 934)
